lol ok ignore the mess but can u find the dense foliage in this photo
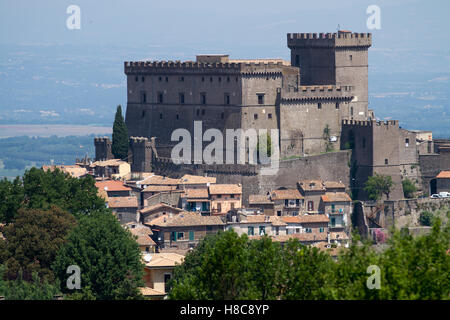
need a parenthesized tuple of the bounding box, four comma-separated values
(52, 210, 144, 300)
(364, 173, 394, 200)
(0, 207, 76, 282)
(0, 167, 105, 223)
(112, 105, 129, 160)
(402, 178, 417, 198)
(168, 221, 449, 300)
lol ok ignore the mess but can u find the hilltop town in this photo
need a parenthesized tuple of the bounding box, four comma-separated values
(31, 31, 450, 299)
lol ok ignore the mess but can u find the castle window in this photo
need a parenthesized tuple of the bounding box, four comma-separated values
(200, 93, 206, 105)
(221, 112, 224, 119)
(135, 76, 138, 82)
(349, 55, 353, 61)
(165, 76, 169, 82)
(227, 76, 230, 82)
(179, 76, 184, 82)
(268, 113, 272, 119)
(142, 76, 145, 82)
(405, 138, 409, 147)
(224, 93, 230, 105)
(201, 109, 205, 116)
(157, 92, 163, 104)
(218, 77, 221, 82)
(179, 93, 185, 104)
(202, 76, 205, 82)
(295, 55, 300, 66)
(236, 77, 238, 82)
(362, 138, 366, 148)
(318, 102, 322, 109)
(210, 77, 213, 82)
(336, 102, 340, 109)
(196, 109, 200, 116)
(254, 114, 258, 120)
(350, 107, 354, 116)
(176, 114, 179, 120)
(385, 159, 388, 165)
(257, 94, 265, 105)
(159, 76, 162, 82)
(140, 91, 147, 103)
(142, 110, 146, 117)
(160, 113, 163, 120)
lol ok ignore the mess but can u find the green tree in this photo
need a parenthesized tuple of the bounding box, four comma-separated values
(364, 173, 394, 200)
(0, 177, 24, 223)
(402, 178, 417, 198)
(323, 124, 334, 152)
(419, 210, 434, 226)
(52, 210, 144, 300)
(0, 168, 105, 222)
(0, 207, 76, 282)
(112, 105, 129, 160)
(0, 268, 61, 300)
(169, 230, 250, 300)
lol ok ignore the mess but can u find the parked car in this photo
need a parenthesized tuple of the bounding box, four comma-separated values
(430, 194, 442, 199)
(439, 192, 450, 198)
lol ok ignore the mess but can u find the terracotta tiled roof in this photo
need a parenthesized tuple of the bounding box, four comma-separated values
(143, 185, 177, 193)
(132, 232, 156, 246)
(42, 165, 87, 178)
(148, 212, 224, 227)
(183, 188, 209, 199)
(142, 252, 184, 268)
(179, 174, 216, 185)
(209, 184, 242, 195)
(297, 214, 329, 224)
(239, 215, 287, 226)
(108, 196, 138, 208)
(272, 233, 327, 242)
(297, 180, 325, 191)
(248, 195, 273, 205)
(271, 189, 303, 200)
(140, 287, 165, 297)
(321, 192, 352, 203)
(95, 180, 131, 192)
(281, 216, 301, 224)
(323, 181, 346, 189)
(139, 175, 180, 186)
(436, 171, 450, 179)
(140, 203, 183, 215)
(91, 159, 125, 167)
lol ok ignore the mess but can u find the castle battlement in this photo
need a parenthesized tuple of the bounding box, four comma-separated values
(287, 31, 371, 48)
(281, 85, 354, 102)
(124, 60, 297, 75)
(94, 137, 111, 143)
(342, 119, 399, 127)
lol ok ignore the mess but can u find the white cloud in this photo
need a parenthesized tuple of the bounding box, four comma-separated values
(40, 110, 60, 117)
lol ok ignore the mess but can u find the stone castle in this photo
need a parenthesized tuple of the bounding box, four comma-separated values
(95, 30, 450, 203)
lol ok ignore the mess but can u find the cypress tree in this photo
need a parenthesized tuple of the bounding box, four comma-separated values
(112, 105, 129, 160)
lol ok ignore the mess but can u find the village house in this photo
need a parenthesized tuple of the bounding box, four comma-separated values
(141, 252, 184, 299)
(147, 212, 225, 250)
(90, 159, 131, 179)
(271, 188, 304, 216)
(95, 179, 132, 197)
(227, 214, 287, 237)
(181, 188, 211, 214)
(248, 194, 274, 215)
(124, 222, 156, 253)
(319, 192, 352, 232)
(140, 203, 184, 224)
(209, 184, 242, 215)
(297, 180, 326, 213)
(108, 196, 139, 224)
(435, 171, 450, 194)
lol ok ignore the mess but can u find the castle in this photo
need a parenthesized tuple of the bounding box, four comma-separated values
(95, 30, 450, 203)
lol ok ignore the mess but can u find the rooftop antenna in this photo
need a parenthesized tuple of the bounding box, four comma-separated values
(337, 24, 340, 32)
